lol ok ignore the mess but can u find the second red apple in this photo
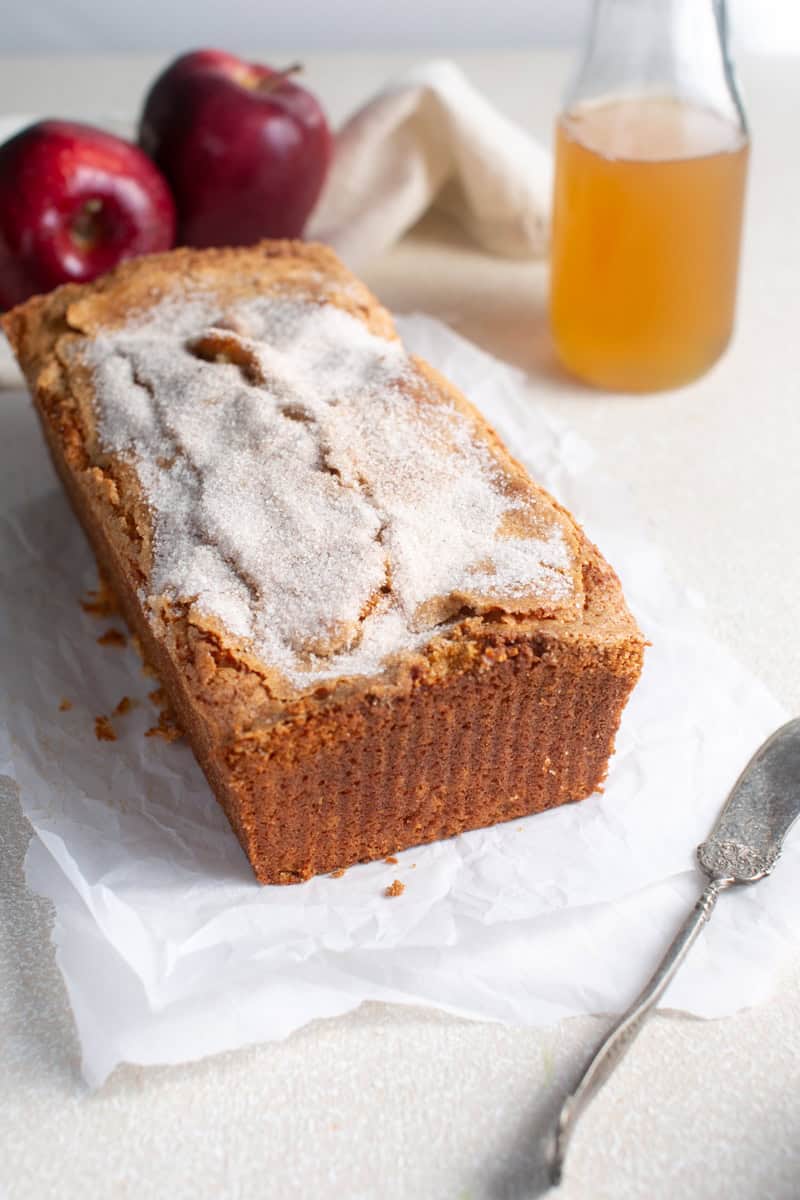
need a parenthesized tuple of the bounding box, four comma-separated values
(138, 49, 333, 248)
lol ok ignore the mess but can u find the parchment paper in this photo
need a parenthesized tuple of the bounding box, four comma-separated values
(0, 315, 795, 1088)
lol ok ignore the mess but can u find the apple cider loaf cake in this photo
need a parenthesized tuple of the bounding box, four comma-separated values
(3, 241, 645, 883)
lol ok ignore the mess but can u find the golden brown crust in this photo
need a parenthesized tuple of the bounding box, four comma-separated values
(3, 240, 646, 884)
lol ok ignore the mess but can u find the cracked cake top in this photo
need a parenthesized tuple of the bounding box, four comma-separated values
(13, 243, 585, 691)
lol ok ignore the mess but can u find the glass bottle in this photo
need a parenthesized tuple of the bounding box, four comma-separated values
(549, 0, 749, 392)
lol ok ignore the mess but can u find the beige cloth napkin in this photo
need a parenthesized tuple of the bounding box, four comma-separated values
(309, 59, 553, 268)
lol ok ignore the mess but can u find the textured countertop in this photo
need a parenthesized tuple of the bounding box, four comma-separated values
(1, 49, 799, 1200)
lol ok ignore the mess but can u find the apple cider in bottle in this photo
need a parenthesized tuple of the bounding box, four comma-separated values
(549, 0, 749, 392)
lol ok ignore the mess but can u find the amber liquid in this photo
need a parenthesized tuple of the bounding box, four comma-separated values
(549, 96, 749, 391)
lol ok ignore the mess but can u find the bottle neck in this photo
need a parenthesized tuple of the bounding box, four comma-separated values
(566, 0, 747, 133)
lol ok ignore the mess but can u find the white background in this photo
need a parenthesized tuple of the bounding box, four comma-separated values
(2, 16, 800, 1198)
(4, 0, 799, 54)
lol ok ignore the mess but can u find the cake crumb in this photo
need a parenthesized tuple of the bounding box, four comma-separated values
(94, 715, 116, 742)
(81, 576, 118, 618)
(145, 710, 183, 742)
(330, 868, 346, 879)
(112, 695, 136, 717)
(384, 855, 398, 864)
(384, 879, 405, 898)
(97, 628, 127, 648)
(145, 686, 183, 742)
(58, 698, 72, 712)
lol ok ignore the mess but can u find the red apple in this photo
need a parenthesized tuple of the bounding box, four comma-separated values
(138, 49, 333, 248)
(0, 120, 176, 310)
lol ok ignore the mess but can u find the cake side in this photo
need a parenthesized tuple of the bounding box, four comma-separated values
(3, 240, 645, 883)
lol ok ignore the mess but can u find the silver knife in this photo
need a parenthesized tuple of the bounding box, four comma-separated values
(550, 716, 800, 1186)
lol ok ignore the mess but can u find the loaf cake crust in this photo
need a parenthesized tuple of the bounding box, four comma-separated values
(3, 241, 645, 883)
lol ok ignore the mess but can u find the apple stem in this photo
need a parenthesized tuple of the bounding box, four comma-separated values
(256, 63, 303, 95)
(71, 198, 106, 248)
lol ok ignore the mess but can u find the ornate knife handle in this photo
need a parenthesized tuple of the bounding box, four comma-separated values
(549, 876, 734, 1186)
(549, 717, 800, 1187)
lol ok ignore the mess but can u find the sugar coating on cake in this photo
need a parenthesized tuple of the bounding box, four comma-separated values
(85, 291, 579, 687)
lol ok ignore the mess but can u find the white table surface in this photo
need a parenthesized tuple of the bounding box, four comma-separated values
(1, 50, 799, 1200)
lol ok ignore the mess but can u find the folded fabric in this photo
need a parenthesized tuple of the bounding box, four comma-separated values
(308, 59, 553, 269)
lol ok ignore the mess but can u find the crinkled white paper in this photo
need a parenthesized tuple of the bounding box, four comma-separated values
(0, 315, 796, 1089)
